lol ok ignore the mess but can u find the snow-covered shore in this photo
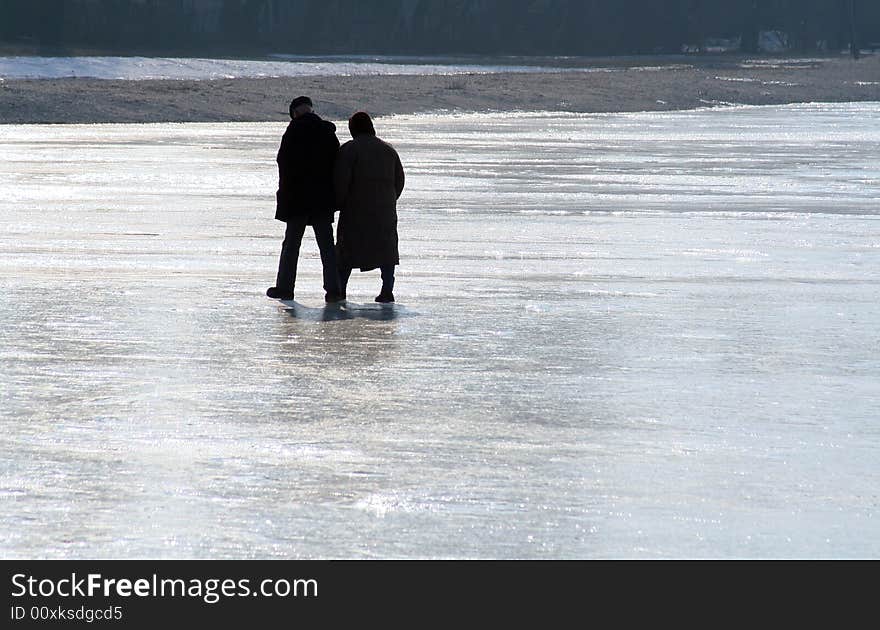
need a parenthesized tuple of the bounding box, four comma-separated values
(0, 54, 596, 80)
(1, 53, 878, 123)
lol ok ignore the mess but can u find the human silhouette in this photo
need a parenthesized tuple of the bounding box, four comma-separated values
(333, 111, 405, 303)
(268, 96, 344, 302)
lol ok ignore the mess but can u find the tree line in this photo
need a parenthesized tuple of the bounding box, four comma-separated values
(1, 0, 877, 57)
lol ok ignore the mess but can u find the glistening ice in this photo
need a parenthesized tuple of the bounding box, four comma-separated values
(1, 104, 878, 558)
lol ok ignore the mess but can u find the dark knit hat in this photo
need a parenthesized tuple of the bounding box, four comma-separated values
(348, 111, 375, 137)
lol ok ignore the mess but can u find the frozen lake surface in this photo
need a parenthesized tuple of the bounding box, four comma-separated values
(1, 103, 878, 558)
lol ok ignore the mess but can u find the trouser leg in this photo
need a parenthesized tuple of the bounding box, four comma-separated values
(338, 267, 353, 297)
(312, 220, 342, 295)
(275, 217, 307, 293)
(380, 265, 395, 294)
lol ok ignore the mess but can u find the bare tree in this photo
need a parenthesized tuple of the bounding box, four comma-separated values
(849, 0, 861, 59)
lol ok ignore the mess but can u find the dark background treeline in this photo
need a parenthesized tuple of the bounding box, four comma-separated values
(1, 0, 877, 57)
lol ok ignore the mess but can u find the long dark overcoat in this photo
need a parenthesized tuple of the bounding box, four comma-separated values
(275, 112, 340, 224)
(333, 135, 405, 271)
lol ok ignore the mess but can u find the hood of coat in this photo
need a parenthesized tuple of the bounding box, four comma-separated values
(290, 111, 336, 134)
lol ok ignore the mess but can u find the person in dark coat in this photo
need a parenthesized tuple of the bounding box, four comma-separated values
(333, 112, 405, 303)
(267, 96, 344, 302)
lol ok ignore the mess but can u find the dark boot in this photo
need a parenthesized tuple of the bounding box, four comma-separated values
(376, 266, 395, 303)
(267, 287, 294, 300)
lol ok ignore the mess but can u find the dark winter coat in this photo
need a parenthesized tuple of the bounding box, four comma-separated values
(275, 112, 340, 224)
(333, 134, 405, 271)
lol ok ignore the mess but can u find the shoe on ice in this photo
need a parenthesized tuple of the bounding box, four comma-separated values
(325, 292, 346, 303)
(267, 287, 294, 300)
(375, 291, 395, 303)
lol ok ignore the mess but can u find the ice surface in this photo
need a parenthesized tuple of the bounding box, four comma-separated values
(1, 103, 879, 558)
(0, 55, 593, 80)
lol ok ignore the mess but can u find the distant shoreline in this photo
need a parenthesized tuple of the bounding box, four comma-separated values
(1, 54, 878, 124)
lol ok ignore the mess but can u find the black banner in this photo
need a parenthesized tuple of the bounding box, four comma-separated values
(0, 560, 867, 627)
(3, 560, 585, 627)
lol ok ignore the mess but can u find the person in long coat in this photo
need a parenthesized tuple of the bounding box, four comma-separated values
(267, 95, 343, 302)
(333, 111, 405, 303)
